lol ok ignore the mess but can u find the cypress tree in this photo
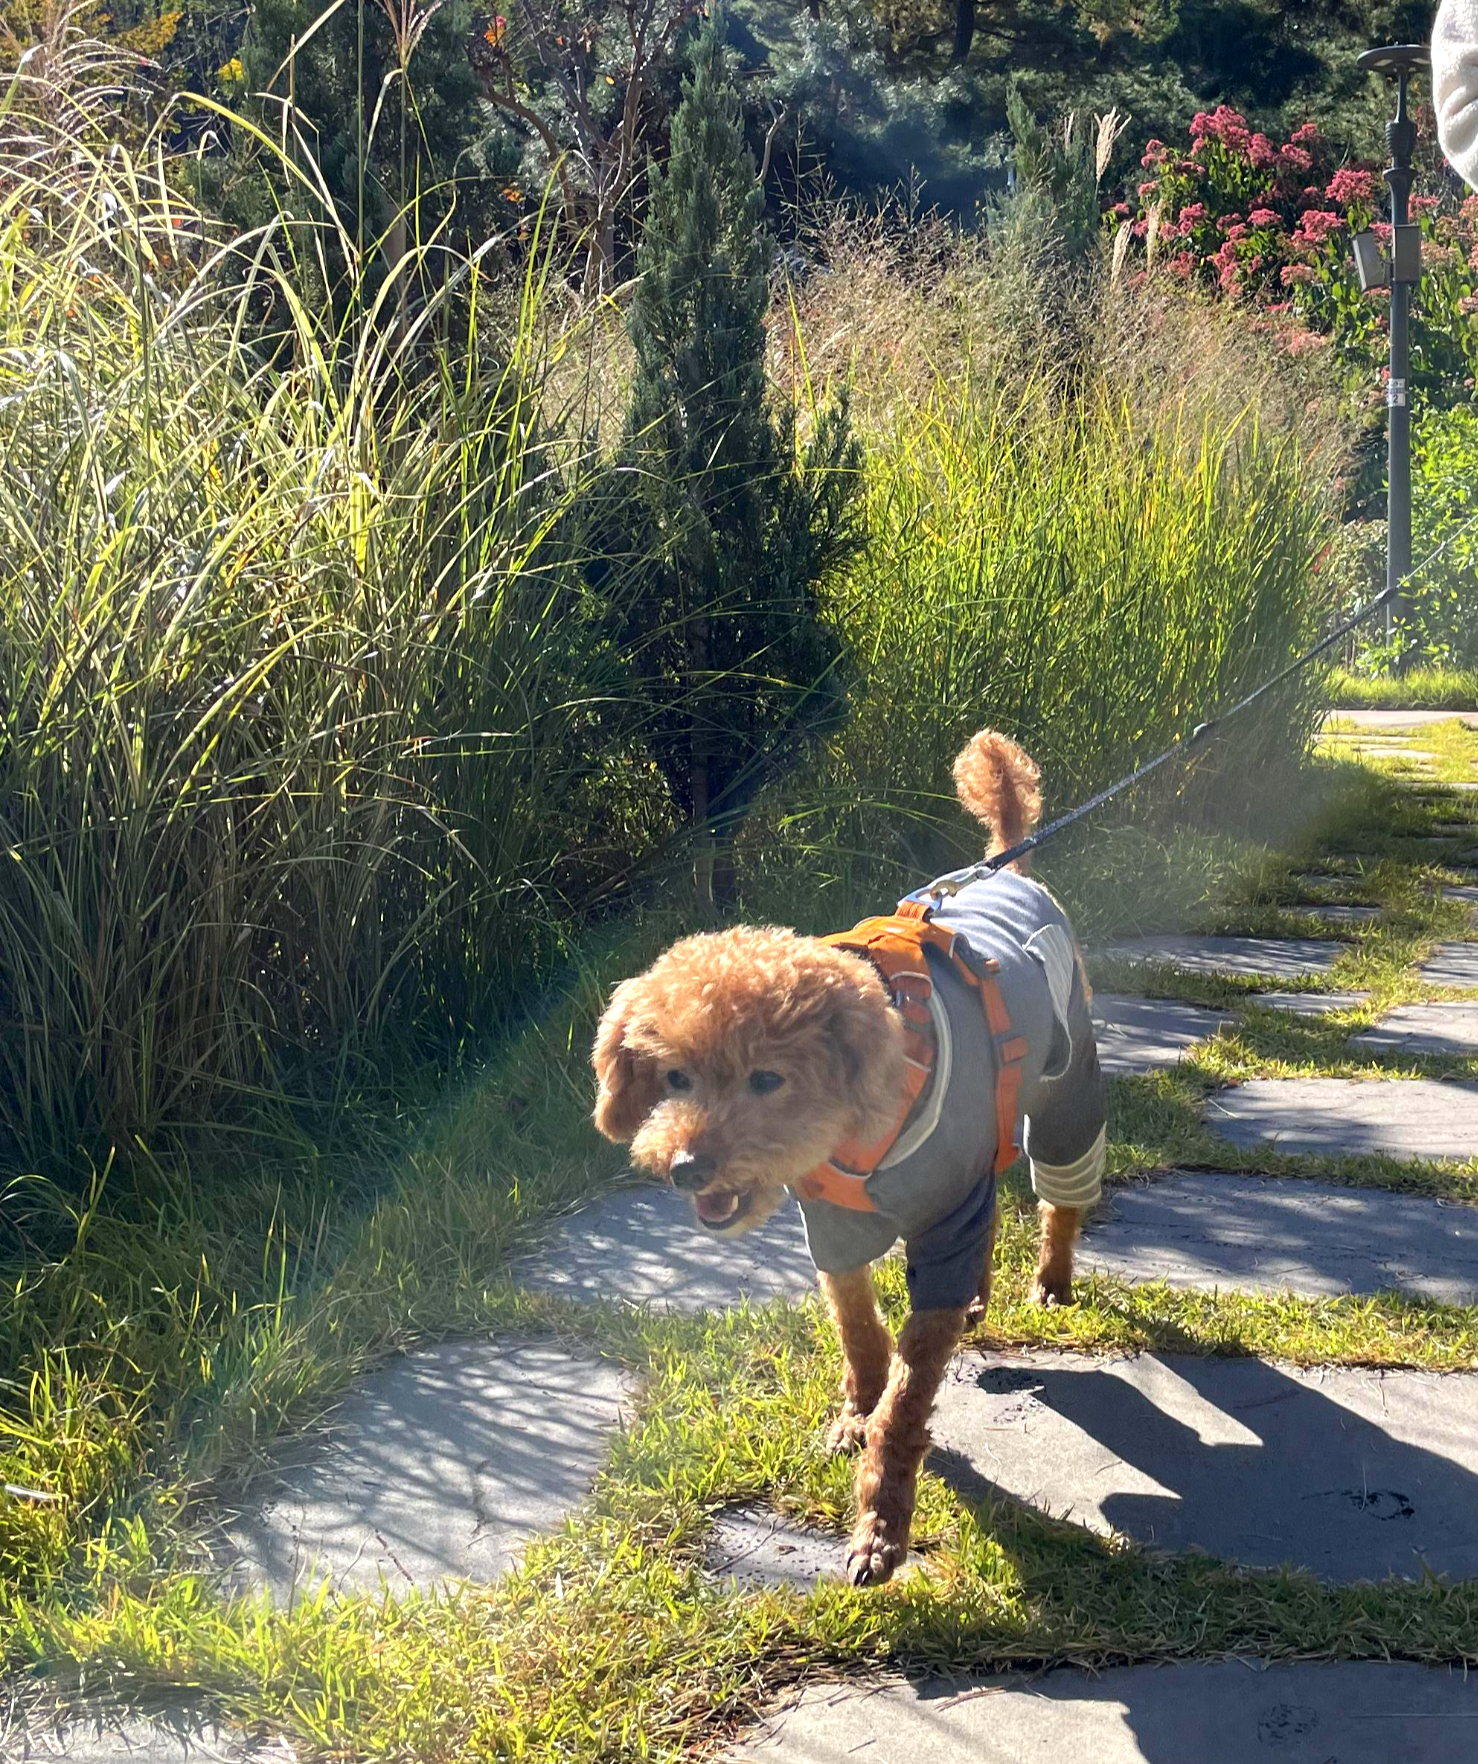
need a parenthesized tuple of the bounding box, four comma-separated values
(615, 4, 864, 908)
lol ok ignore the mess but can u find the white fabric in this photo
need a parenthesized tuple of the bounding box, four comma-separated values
(878, 987, 952, 1169)
(1025, 922, 1076, 1073)
(1029, 1123, 1106, 1209)
(1434, 0, 1478, 192)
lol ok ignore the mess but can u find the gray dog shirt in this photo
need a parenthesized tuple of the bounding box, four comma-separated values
(794, 871, 1107, 1312)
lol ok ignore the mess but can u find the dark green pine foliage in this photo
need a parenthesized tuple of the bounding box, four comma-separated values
(618, 4, 864, 907)
(241, 0, 494, 253)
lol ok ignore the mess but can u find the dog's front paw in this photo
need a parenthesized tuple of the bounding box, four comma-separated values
(1030, 1273, 1073, 1308)
(846, 1510, 909, 1586)
(826, 1406, 871, 1455)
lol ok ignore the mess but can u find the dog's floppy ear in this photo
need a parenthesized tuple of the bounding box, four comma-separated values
(593, 977, 662, 1143)
(827, 974, 908, 1146)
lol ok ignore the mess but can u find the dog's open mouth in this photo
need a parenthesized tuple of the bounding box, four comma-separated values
(693, 1188, 753, 1231)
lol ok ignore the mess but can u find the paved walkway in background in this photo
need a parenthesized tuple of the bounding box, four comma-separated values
(726, 1663, 1478, 1763)
(1323, 708, 1478, 728)
(1081, 1171, 1478, 1301)
(151, 716, 1478, 1764)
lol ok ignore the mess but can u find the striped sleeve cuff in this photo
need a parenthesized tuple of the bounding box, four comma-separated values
(1030, 1125, 1105, 1209)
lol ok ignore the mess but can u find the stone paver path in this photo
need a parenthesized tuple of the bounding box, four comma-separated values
(519, 1183, 815, 1312)
(1445, 883, 1478, 917)
(1336, 744, 1439, 762)
(1247, 989, 1370, 1015)
(1323, 708, 1478, 728)
(1103, 936, 1345, 980)
(1420, 942, 1478, 986)
(8, 1710, 295, 1762)
(725, 1662, 1478, 1763)
(1354, 1003, 1478, 1056)
(1206, 1077, 1478, 1160)
(1091, 995, 1230, 1076)
(1302, 903, 1380, 925)
(929, 1350, 1478, 1580)
(1081, 1172, 1478, 1301)
(707, 1506, 850, 1591)
(229, 1338, 633, 1599)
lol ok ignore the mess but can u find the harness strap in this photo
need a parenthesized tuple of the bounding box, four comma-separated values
(791, 899, 1028, 1213)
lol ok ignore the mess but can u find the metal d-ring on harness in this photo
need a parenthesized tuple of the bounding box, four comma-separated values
(913, 509, 1478, 902)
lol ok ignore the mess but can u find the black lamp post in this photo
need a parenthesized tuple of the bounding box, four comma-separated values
(1353, 43, 1428, 659)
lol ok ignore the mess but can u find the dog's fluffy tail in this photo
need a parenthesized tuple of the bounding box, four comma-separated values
(952, 730, 1042, 867)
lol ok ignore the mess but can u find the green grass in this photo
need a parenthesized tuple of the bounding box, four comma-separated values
(2, 45, 1471, 1762)
(9, 736, 1478, 1757)
(1327, 666, 1478, 709)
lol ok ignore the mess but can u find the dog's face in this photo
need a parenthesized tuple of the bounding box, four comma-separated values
(592, 925, 908, 1237)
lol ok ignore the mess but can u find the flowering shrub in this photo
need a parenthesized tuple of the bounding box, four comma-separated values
(1128, 107, 1478, 404)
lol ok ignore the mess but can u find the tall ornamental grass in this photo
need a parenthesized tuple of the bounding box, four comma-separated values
(0, 63, 643, 1170)
(746, 362, 1333, 917)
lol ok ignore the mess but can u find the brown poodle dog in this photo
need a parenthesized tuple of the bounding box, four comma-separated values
(593, 731, 1107, 1585)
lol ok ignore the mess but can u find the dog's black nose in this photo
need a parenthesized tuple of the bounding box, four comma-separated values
(670, 1150, 717, 1191)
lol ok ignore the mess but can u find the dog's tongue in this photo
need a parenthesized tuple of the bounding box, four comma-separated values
(694, 1190, 739, 1225)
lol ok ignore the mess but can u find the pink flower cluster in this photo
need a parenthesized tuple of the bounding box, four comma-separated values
(1123, 106, 1478, 384)
(1294, 209, 1343, 245)
(1189, 105, 1252, 152)
(1325, 167, 1378, 206)
(1282, 329, 1331, 357)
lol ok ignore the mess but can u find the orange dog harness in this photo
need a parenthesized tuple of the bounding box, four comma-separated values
(791, 897, 1028, 1213)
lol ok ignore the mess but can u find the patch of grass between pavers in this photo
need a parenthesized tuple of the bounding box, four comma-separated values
(17, 1271, 1478, 1762)
(16, 744, 1478, 1758)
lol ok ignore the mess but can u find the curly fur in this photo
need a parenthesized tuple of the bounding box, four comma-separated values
(592, 925, 908, 1235)
(592, 727, 1087, 1585)
(952, 729, 1042, 866)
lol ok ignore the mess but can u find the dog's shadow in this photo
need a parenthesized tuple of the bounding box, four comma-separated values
(927, 1347, 1478, 1587)
(915, 1350, 1478, 1757)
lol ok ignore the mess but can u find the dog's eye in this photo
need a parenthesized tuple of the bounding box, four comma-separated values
(749, 1070, 785, 1095)
(666, 1069, 692, 1092)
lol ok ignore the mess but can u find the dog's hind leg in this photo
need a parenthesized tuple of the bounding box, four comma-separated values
(964, 1202, 1000, 1327)
(819, 1265, 893, 1455)
(1030, 1201, 1081, 1307)
(847, 1304, 966, 1586)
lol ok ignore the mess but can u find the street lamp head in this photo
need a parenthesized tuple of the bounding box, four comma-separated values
(1357, 44, 1430, 77)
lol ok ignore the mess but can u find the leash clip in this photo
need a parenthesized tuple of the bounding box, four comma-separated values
(909, 862, 988, 904)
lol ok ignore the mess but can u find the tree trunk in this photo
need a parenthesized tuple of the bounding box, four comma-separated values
(688, 613, 715, 912)
(951, 0, 976, 64)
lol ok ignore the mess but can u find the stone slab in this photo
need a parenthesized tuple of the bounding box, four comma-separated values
(7, 1709, 293, 1761)
(1091, 995, 1231, 1077)
(1246, 990, 1370, 1016)
(1354, 1004, 1478, 1057)
(518, 1183, 815, 1313)
(1302, 903, 1381, 924)
(1444, 884, 1478, 920)
(228, 1337, 633, 1599)
(1081, 1172, 1478, 1302)
(1291, 872, 1363, 893)
(1420, 942, 1478, 986)
(726, 1661, 1478, 1764)
(929, 1350, 1478, 1580)
(1103, 937, 1345, 981)
(1206, 1077, 1478, 1161)
(1323, 708, 1478, 728)
(706, 1506, 845, 1591)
